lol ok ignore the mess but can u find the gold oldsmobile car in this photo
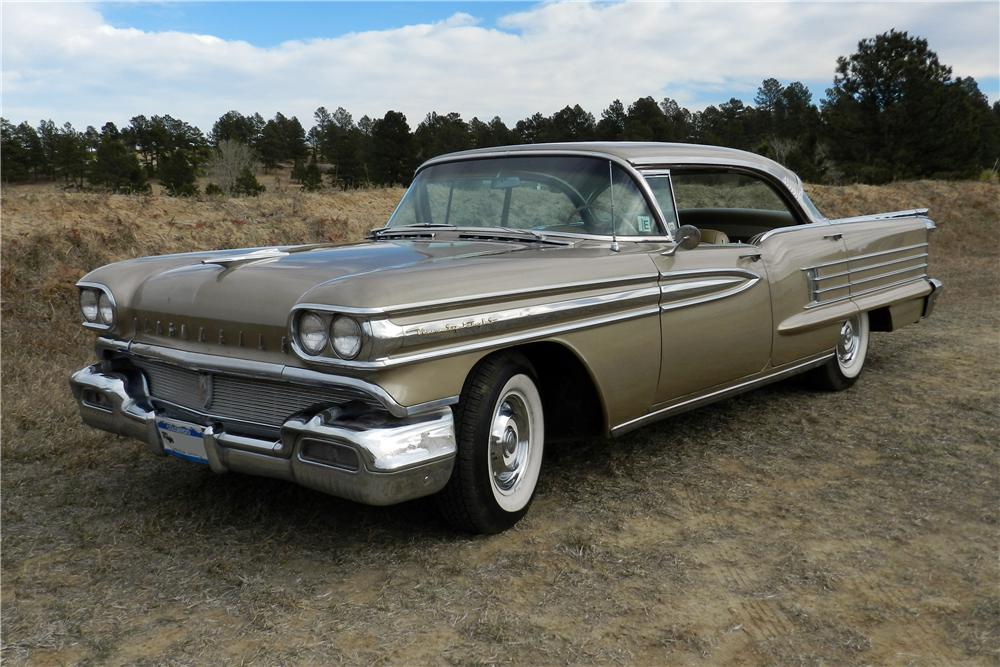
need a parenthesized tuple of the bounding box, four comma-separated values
(70, 142, 943, 533)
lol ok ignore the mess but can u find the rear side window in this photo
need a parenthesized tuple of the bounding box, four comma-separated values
(672, 172, 791, 213)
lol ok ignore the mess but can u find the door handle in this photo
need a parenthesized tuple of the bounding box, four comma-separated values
(823, 233, 843, 241)
(739, 252, 762, 262)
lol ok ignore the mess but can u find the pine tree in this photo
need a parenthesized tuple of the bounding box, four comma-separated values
(89, 135, 149, 194)
(301, 157, 323, 191)
(232, 166, 264, 196)
(160, 150, 198, 196)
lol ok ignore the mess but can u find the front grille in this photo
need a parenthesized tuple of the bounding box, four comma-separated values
(133, 359, 383, 428)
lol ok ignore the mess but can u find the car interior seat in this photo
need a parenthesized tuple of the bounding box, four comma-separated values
(698, 228, 730, 244)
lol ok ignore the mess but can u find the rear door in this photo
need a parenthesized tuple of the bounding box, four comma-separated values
(758, 226, 852, 365)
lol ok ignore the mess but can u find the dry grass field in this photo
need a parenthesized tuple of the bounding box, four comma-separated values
(1, 180, 998, 666)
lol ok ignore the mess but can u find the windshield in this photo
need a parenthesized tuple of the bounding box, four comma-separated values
(388, 156, 662, 237)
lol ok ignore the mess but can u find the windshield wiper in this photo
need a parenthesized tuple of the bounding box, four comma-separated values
(370, 223, 455, 239)
(458, 227, 570, 246)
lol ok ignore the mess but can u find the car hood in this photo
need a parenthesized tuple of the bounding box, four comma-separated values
(82, 238, 603, 359)
(82, 234, 663, 365)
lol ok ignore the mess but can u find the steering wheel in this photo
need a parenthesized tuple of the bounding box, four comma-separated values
(563, 201, 643, 235)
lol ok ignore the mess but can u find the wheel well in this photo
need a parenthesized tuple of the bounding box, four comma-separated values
(481, 342, 606, 440)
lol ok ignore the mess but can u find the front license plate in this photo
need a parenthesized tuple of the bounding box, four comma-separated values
(156, 418, 209, 465)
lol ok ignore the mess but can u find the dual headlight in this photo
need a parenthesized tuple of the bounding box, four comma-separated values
(296, 311, 364, 359)
(79, 286, 115, 326)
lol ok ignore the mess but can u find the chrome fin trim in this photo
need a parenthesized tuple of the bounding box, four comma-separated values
(658, 268, 761, 312)
(292, 279, 663, 370)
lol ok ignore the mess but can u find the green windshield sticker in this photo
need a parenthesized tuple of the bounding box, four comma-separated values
(637, 215, 652, 233)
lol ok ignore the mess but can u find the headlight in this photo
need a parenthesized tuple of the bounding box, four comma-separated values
(331, 315, 363, 359)
(297, 312, 328, 355)
(80, 290, 99, 322)
(98, 292, 115, 324)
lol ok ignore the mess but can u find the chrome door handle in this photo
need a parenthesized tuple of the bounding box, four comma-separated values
(823, 233, 843, 241)
(739, 252, 762, 262)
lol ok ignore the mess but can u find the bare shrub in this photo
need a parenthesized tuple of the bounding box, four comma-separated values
(208, 140, 258, 195)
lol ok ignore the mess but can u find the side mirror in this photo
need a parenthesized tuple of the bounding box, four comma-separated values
(661, 225, 701, 256)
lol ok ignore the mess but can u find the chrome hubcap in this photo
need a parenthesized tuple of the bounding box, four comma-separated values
(489, 391, 531, 493)
(838, 318, 859, 366)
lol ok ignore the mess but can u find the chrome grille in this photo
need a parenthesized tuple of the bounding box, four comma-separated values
(134, 359, 383, 427)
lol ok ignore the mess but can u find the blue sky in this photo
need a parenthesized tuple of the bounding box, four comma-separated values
(100, 2, 522, 45)
(4, 2, 998, 131)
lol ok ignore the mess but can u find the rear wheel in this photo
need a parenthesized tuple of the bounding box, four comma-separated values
(808, 312, 870, 391)
(436, 353, 545, 534)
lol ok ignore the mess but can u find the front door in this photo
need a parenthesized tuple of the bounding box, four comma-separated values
(651, 246, 772, 404)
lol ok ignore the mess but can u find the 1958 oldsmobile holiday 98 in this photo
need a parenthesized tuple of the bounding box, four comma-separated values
(71, 142, 943, 533)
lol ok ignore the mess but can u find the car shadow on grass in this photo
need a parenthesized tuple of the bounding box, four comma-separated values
(99, 373, 812, 550)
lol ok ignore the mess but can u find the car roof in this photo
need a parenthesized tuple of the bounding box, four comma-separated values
(419, 141, 814, 220)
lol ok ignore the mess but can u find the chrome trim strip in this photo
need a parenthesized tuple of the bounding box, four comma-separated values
(849, 274, 931, 299)
(806, 242, 929, 270)
(297, 303, 662, 370)
(292, 273, 660, 317)
(116, 340, 457, 418)
(813, 282, 854, 295)
(804, 275, 930, 309)
(660, 268, 760, 281)
(847, 263, 928, 288)
(756, 221, 831, 244)
(657, 268, 762, 312)
(812, 252, 928, 281)
(661, 277, 744, 296)
(377, 286, 661, 348)
(828, 208, 930, 225)
(611, 353, 833, 436)
(291, 277, 663, 368)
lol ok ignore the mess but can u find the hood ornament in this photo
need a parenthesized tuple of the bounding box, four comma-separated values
(202, 248, 288, 267)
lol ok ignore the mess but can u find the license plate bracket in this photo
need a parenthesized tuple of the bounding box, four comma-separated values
(156, 417, 209, 464)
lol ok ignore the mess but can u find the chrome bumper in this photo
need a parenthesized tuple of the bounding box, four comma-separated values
(69, 364, 456, 506)
(923, 277, 943, 318)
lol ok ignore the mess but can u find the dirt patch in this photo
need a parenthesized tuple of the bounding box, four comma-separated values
(2, 181, 998, 665)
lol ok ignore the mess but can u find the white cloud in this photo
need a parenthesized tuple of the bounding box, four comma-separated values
(2, 1, 997, 131)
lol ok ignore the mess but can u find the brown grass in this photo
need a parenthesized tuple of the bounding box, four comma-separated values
(2, 181, 998, 665)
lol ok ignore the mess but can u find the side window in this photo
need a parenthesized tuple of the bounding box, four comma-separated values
(644, 175, 678, 233)
(670, 171, 801, 242)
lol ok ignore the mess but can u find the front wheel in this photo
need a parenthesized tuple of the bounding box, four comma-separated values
(436, 353, 545, 534)
(808, 312, 870, 391)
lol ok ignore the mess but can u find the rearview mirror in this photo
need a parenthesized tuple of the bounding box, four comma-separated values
(661, 225, 701, 256)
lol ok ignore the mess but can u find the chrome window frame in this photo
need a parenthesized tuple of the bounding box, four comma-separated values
(638, 169, 680, 235)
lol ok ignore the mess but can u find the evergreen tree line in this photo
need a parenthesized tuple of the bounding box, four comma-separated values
(2, 31, 998, 195)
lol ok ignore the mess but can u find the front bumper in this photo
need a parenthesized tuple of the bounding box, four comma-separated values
(69, 364, 456, 506)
